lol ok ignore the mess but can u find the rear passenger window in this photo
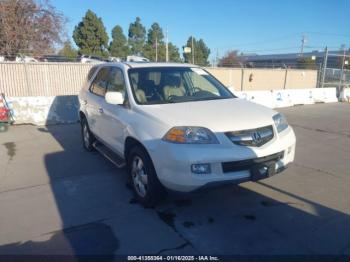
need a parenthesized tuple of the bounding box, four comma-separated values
(90, 67, 109, 96)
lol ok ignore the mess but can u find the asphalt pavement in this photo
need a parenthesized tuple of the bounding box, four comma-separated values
(0, 102, 349, 256)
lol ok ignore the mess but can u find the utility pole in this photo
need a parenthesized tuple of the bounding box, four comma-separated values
(165, 28, 169, 62)
(300, 34, 307, 57)
(155, 36, 158, 62)
(191, 36, 195, 64)
(216, 48, 219, 67)
(321, 46, 328, 88)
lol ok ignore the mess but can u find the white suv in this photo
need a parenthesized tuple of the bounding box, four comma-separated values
(78, 62, 296, 206)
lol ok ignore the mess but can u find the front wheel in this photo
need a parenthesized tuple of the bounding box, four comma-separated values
(81, 117, 95, 151)
(127, 146, 166, 207)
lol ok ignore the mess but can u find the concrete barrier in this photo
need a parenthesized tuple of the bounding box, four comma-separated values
(340, 88, 350, 102)
(7, 88, 339, 125)
(235, 90, 275, 108)
(233, 88, 338, 108)
(7, 96, 79, 125)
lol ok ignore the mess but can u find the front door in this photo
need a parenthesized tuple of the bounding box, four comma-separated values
(99, 67, 129, 155)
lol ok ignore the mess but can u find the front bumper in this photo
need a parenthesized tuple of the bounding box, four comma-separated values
(149, 126, 296, 192)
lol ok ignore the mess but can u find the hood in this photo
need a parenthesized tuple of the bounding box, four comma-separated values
(137, 98, 277, 132)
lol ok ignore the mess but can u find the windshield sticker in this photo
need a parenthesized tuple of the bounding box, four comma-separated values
(191, 68, 209, 75)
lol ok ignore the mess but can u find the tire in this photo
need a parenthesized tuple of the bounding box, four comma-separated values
(81, 117, 96, 151)
(127, 145, 166, 207)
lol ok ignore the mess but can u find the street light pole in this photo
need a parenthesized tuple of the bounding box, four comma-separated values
(165, 28, 169, 62)
(155, 36, 158, 62)
(191, 36, 194, 64)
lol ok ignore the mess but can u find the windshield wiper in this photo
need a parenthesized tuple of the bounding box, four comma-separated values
(195, 96, 225, 101)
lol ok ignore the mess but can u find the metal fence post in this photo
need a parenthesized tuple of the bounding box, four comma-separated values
(321, 46, 328, 88)
(316, 63, 322, 88)
(339, 49, 346, 89)
(241, 68, 244, 91)
(283, 68, 288, 89)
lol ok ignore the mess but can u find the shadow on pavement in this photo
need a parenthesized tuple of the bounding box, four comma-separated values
(0, 98, 350, 258)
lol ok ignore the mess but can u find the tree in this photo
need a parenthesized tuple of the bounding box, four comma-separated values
(147, 23, 164, 45)
(143, 22, 181, 62)
(143, 22, 164, 61)
(168, 43, 181, 62)
(128, 17, 146, 55)
(183, 37, 210, 66)
(297, 57, 317, 69)
(58, 40, 78, 59)
(0, 0, 65, 56)
(218, 50, 241, 67)
(73, 10, 109, 57)
(109, 25, 130, 59)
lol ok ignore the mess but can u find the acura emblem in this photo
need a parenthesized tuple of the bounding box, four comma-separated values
(252, 131, 262, 143)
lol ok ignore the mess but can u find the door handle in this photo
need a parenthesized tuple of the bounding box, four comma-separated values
(98, 107, 104, 114)
(83, 100, 87, 105)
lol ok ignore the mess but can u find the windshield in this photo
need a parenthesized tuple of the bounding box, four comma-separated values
(128, 67, 235, 105)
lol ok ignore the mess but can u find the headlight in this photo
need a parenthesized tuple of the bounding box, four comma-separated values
(273, 113, 289, 133)
(163, 126, 219, 144)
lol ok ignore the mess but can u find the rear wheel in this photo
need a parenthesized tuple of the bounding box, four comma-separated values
(81, 117, 95, 151)
(127, 145, 165, 207)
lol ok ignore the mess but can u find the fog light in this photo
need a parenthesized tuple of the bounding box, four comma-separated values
(191, 163, 211, 174)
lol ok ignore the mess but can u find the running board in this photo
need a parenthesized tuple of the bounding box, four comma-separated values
(93, 141, 126, 168)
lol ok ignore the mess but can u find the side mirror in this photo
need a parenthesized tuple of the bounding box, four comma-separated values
(105, 91, 124, 105)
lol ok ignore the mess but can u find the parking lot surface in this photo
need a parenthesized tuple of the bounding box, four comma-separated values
(0, 102, 350, 256)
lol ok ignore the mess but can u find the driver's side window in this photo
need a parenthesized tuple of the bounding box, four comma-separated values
(107, 67, 126, 94)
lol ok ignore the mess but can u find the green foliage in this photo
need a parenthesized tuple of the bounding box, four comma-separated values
(109, 25, 130, 59)
(168, 43, 181, 62)
(183, 37, 210, 66)
(297, 57, 317, 69)
(128, 17, 146, 55)
(58, 40, 78, 59)
(73, 10, 109, 57)
(142, 22, 180, 62)
(143, 42, 181, 62)
(147, 23, 164, 45)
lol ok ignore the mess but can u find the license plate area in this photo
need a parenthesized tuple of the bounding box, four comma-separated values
(222, 151, 284, 174)
(250, 161, 276, 181)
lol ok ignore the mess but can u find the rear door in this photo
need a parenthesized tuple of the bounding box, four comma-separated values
(85, 66, 109, 138)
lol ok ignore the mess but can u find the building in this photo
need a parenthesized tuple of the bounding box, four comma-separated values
(240, 50, 350, 69)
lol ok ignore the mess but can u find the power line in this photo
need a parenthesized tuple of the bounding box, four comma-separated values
(305, 32, 350, 38)
(213, 34, 300, 49)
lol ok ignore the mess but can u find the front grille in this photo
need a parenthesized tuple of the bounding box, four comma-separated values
(225, 125, 274, 147)
(222, 151, 284, 173)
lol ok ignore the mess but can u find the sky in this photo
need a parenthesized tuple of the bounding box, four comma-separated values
(51, 0, 350, 61)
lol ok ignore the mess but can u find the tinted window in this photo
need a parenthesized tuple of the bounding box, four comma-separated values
(90, 67, 109, 96)
(107, 67, 126, 94)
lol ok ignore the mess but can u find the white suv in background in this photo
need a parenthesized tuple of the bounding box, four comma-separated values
(78, 62, 296, 206)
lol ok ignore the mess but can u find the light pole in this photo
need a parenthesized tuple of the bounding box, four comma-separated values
(155, 36, 158, 62)
(165, 28, 169, 62)
(191, 36, 195, 64)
